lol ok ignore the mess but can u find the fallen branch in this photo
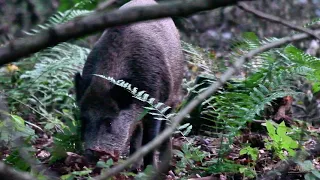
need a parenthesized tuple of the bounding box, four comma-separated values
(237, 2, 320, 40)
(0, 0, 248, 66)
(259, 142, 320, 180)
(0, 162, 36, 180)
(94, 27, 320, 180)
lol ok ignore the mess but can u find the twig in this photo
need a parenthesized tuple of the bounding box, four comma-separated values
(0, 0, 249, 66)
(94, 28, 320, 180)
(96, 0, 117, 11)
(25, 121, 44, 132)
(237, 2, 320, 40)
(0, 162, 36, 180)
(253, 119, 266, 123)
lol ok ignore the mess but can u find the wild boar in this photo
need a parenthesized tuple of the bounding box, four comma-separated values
(74, 0, 184, 170)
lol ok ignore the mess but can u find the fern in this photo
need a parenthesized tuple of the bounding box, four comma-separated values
(0, 2, 92, 146)
(25, 0, 94, 36)
(93, 75, 175, 121)
(4, 0, 93, 111)
(92, 74, 194, 137)
(303, 17, 320, 28)
(182, 41, 218, 75)
(183, 32, 320, 160)
(25, 10, 93, 36)
(9, 43, 89, 111)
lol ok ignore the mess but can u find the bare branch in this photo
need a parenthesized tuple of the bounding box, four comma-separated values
(237, 2, 320, 40)
(0, 0, 248, 66)
(96, 0, 117, 11)
(94, 28, 320, 180)
(0, 162, 36, 180)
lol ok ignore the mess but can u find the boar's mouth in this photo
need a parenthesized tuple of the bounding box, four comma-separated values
(83, 131, 129, 162)
(84, 142, 124, 162)
(81, 103, 141, 162)
(85, 147, 121, 162)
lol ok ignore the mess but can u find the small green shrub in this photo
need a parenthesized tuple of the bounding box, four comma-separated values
(264, 121, 299, 160)
(173, 142, 209, 174)
(239, 146, 259, 162)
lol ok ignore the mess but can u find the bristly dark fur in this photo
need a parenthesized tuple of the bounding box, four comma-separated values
(75, 0, 184, 170)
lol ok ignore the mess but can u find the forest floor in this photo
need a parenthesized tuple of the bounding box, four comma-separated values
(2, 118, 320, 180)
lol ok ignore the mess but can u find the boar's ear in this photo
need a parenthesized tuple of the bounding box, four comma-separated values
(74, 72, 84, 103)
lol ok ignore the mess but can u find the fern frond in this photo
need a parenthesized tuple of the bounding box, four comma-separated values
(93, 75, 175, 122)
(304, 17, 320, 28)
(7, 42, 89, 114)
(26, 10, 93, 35)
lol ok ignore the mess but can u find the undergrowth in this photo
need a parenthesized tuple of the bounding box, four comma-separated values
(0, 2, 320, 179)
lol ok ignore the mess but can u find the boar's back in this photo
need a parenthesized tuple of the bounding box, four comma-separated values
(78, 0, 184, 107)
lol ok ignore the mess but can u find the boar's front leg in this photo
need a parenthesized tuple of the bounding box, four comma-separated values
(142, 115, 172, 173)
(157, 120, 172, 174)
(141, 115, 158, 167)
(141, 114, 162, 168)
(129, 112, 172, 174)
(129, 122, 143, 170)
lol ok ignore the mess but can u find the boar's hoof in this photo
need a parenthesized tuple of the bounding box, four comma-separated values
(84, 149, 100, 163)
(128, 161, 143, 173)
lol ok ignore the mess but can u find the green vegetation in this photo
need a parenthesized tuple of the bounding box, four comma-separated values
(1, 1, 320, 179)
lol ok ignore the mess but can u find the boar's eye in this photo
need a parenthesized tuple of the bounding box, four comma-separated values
(106, 121, 111, 128)
(103, 118, 112, 133)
